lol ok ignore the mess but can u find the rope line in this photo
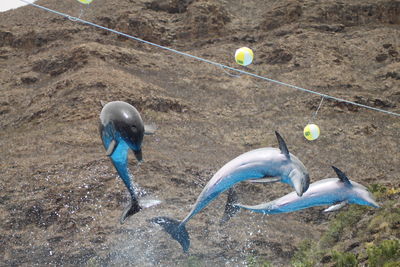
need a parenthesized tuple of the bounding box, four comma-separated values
(309, 97, 325, 123)
(18, 0, 400, 118)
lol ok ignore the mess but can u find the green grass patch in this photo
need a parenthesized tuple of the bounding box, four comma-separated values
(331, 251, 358, 267)
(320, 205, 367, 248)
(291, 240, 324, 267)
(367, 239, 400, 267)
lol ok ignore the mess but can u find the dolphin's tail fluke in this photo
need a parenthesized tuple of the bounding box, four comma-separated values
(120, 198, 142, 224)
(150, 217, 190, 253)
(220, 188, 240, 225)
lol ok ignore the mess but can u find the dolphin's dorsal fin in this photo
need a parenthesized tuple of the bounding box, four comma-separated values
(323, 201, 348, 212)
(332, 166, 351, 186)
(106, 139, 117, 156)
(100, 100, 107, 108)
(275, 131, 290, 159)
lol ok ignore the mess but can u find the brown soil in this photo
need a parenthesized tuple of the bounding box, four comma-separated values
(0, 0, 399, 266)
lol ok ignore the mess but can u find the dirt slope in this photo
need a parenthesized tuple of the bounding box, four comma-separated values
(0, 0, 399, 266)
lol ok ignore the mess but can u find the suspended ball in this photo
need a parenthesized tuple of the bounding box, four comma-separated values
(235, 47, 253, 66)
(304, 124, 320, 141)
(77, 0, 93, 4)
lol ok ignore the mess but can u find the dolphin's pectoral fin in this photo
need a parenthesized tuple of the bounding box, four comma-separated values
(220, 188, 240, 225)
(323, 201, 348, 212)
(133, 149, 143, 162)
(150, 217, 190, 253)
(247, 177, 281, 183)
(332, 166, 352, 186)
(275, 131, 290, 159)
(106, 139, 117, 156)
(120, 198, 142, 224)
(144, 124, 157, 135)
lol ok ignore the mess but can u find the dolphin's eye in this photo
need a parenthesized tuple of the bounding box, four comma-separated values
(131, 125, 137, 132)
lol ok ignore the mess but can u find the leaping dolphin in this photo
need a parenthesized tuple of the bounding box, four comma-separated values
(151, 132, 310, 252)
(235, 166, 380, 214)
(99, 101, 157, 224)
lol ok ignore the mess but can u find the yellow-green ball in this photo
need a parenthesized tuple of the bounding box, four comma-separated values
(235, 47, 254, 66)
(304, 124, 320, 141)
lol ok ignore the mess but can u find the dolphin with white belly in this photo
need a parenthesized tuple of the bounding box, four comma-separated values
(99, 101, 157, 224)
(235, 166, 380, 214)
(151, 132, 310, 252)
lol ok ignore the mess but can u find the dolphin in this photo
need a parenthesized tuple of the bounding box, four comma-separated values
(234, 166, 380, 215)
(151, 132, 310, 252)
(99, 100, 157, 223)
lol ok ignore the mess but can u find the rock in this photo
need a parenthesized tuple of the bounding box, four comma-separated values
(20, 73, 39, 84)
(376, 54, 388, 62)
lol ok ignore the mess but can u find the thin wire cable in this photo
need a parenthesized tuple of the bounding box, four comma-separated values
(18, 0, 400, 118)
(314, 97, 324, 120)
(309, 97, 324, 123)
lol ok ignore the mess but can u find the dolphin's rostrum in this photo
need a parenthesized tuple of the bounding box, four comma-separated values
(151, 132, 310, 252)
(99, 101, 157, 224)
(235, 166, 380, 214)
